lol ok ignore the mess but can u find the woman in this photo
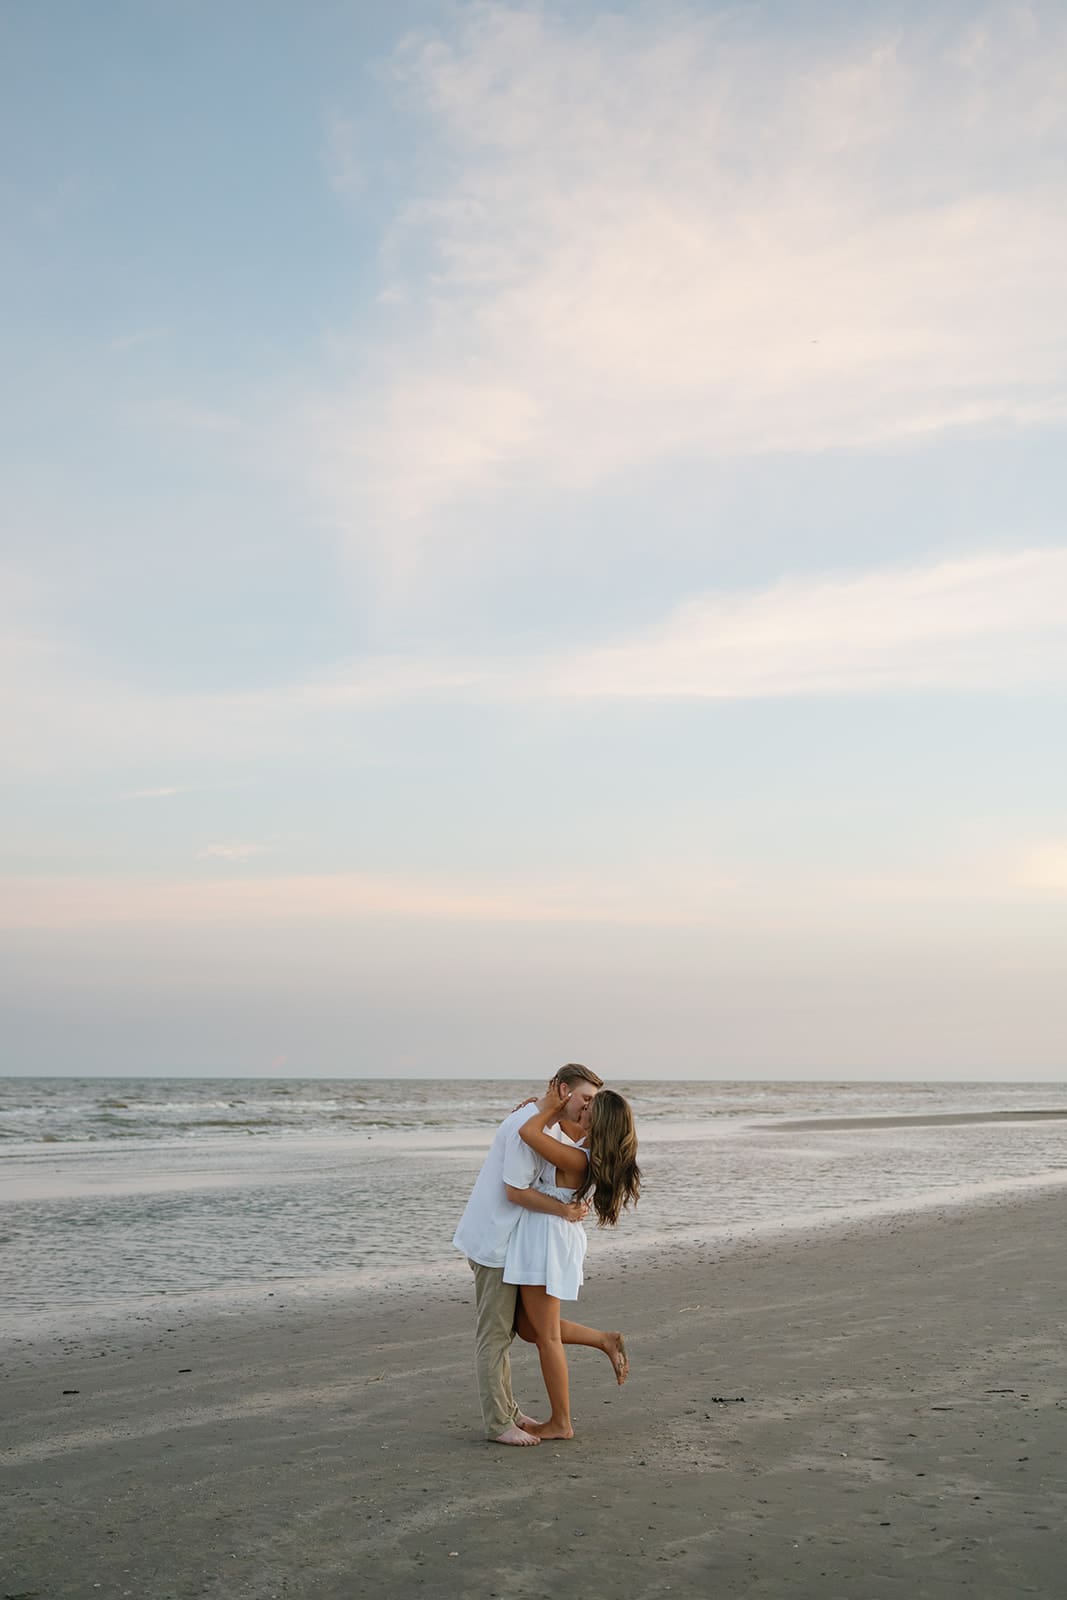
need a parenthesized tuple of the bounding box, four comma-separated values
(503, 1085, 641, 1440)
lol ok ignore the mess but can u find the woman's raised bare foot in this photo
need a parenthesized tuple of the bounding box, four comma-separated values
(515, 1410, 544, 1432)
(604, 1332, 629, 1384)
(491, 1423, 540, 1446)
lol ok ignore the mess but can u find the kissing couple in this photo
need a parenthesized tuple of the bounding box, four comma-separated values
(452, 1063, 641, 1444)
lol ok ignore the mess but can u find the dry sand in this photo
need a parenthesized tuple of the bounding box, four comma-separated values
(3, 1188, 1066, 1600)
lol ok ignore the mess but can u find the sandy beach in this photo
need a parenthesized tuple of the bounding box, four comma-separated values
(3, 1188, 1066, 1600)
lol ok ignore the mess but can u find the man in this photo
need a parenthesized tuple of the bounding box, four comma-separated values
(452, 1063, 604, 1446)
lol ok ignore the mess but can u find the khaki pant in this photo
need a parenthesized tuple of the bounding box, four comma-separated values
(468, 1260, 522, 1437)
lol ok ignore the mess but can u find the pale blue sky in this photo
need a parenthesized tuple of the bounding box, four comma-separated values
(3, 1, 1066, 1078)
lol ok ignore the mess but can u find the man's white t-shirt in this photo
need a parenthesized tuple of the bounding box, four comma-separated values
(453, 1107, 568, 1268)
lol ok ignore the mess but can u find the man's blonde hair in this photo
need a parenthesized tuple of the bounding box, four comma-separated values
(553, 1062, 604, 1090)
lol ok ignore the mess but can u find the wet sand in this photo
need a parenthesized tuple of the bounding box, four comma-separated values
(3, 1188, 1066, 1599)
(765, 1110, 1067, 1131)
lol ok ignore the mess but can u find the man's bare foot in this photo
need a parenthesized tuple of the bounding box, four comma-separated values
(604, 1332, 629, 1384)
(515, 1411, 544, 1431)
(491, 1423, 540, 1446)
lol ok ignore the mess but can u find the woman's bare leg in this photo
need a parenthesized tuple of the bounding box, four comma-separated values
(518, 1285, 574, 1439)
(515, 1303, 629, 1386)
(561, 1320, 629, 1384)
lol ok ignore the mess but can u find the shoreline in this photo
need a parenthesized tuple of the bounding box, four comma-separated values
(4, 1186, 1066, 1597)
(7, 1167, 1067, 1357)
(7, 1166, 1067, 1358)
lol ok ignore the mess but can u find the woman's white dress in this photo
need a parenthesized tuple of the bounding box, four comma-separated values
(502, 1148, 588, 1301)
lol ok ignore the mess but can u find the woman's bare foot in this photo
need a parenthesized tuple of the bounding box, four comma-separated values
(491, 1423, 540, 1446)
(604, 1332, 629, 1384)
(515, 1410, 544, 1432)
(531, 1421, 575, 1440)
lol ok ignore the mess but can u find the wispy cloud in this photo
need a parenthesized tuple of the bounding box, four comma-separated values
(4, 548, 1067, 776)
(321, 110, 365, 196)
(109, 326, 171, 353)
(156, 403, 248, 436)
(4, 836, 1066, 935)
(314, 4, 1067, 562)
(121, 786, 186, 801)
(0, 867, 733, 931)
(1017, 840, 1067, 893)
(196, 842, 272, 862)
(281, 547, 1067, 704)
(547, 549, 1067, 700)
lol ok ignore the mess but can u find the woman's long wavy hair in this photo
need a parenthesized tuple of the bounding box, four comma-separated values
(577, 1089, 641, 1227)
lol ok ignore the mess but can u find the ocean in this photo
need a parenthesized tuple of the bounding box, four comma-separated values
(3, 1076, 1067, 1342)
